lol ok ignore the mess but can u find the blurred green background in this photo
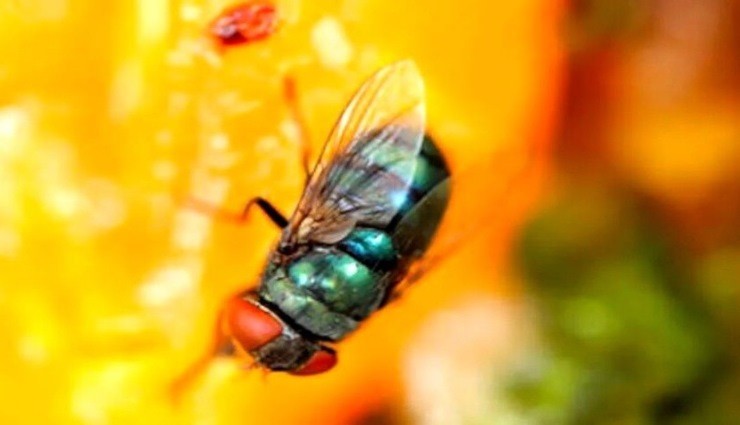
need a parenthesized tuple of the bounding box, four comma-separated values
(506, 0, 739, 423)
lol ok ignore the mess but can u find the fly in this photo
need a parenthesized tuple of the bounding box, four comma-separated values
(219, 60, 450, 375)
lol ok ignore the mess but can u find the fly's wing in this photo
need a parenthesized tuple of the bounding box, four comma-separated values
(281, 60, 426, 246)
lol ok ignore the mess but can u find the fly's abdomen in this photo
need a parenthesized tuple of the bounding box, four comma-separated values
(408, 135, 450, 205)
(391, 134, 451, 258)
(338, 227, 398, 270)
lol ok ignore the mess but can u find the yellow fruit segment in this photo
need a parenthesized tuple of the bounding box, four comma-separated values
(0, 1, 565, 423)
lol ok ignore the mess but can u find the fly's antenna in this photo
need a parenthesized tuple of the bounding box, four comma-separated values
(168, 309, 235, 405)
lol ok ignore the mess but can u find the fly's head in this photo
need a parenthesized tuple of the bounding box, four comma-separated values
(223, 293, 337, 375)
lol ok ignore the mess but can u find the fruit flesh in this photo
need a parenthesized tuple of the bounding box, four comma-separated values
(0, 0, 564, 423)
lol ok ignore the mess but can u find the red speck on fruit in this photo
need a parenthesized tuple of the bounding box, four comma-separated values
(210, 2, 278, 47)
(224, 296, 283, 351)
(290, 348, 338, 376)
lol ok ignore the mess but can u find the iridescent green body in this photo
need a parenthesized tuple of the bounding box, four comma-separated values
(257, 135, 449, 347)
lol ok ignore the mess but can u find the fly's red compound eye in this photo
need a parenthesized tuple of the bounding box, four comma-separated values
(224, 296, 283, 351)
(210, 2, 278, 46)
(290, 347, 338, 376)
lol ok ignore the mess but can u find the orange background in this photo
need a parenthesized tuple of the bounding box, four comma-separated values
(0, 0, 564, 424)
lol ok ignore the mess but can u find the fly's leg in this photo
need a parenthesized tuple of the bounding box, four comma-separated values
(242, 197, 288, 228)
(183, 77, 308, 226)
(184, 196, 288, 229)
(169, 307, 233, 403)
(172, 78, 310, 401)
(283, 76, 313, 184)
(170, 291, 262, 402)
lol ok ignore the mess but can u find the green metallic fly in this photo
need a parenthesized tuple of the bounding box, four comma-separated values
(221, 60, 450, 375)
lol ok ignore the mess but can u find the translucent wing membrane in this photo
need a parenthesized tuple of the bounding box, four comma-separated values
(282, 61, 426, 246)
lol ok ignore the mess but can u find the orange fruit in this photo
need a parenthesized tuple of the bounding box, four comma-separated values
(0, 0, 565, 423)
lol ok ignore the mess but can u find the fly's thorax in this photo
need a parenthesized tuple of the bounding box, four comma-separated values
(258, 227, 403, 341)
(259, 262, 360, 341)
